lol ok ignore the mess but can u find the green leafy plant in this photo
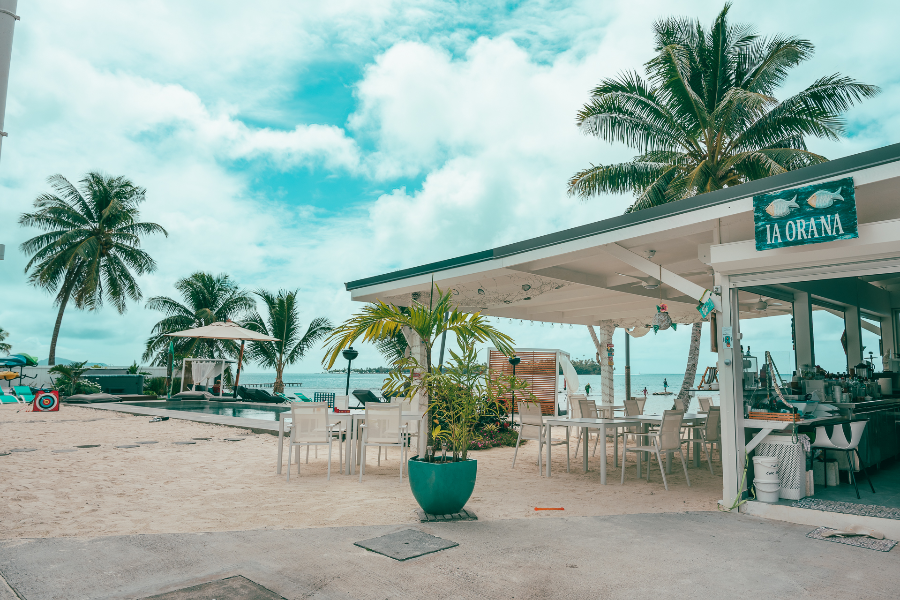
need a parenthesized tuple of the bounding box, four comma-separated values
(143, 376, 168, 396)
(49, 361, 100, 396)
(127, 361, 151, 376)
(384, 333, 530, 461)
(0, 326, 11, 355)
(568, 3, 879, 211)
(323, 286, 516, 442)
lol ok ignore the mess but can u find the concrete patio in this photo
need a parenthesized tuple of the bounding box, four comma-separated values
(0, 511, 894, 600)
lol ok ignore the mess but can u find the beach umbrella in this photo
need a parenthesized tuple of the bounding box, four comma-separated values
(165, 321, 279, 396)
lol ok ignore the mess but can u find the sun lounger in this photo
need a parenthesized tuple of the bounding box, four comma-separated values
(351, 389, 382, 408)
(248, 388, 282, 403)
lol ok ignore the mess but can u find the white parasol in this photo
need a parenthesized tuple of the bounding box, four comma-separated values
(166, 321, 279, 395)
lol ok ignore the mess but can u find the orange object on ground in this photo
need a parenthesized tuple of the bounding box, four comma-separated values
(534, 507, 564, 511)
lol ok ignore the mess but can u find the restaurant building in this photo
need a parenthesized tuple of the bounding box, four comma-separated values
(346, 143, 900, 535)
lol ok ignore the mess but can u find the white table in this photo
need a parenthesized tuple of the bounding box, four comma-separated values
(741, 416, 833, 453)
(276, 410, 426, 476)
(543, 417, 640, 484)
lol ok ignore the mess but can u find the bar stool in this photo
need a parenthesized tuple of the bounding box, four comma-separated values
(811, 421, 875, 499)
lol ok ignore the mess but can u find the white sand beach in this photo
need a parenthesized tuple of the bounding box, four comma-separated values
(0, 405, 721, 539)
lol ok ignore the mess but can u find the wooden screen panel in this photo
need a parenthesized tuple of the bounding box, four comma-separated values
(489, 350, 558, 415)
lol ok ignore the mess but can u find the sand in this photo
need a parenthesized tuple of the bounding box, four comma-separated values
(0, 405, 722, 539)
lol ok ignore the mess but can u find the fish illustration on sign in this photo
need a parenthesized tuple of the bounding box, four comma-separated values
(806, 188, 843, 209)
(765, 196, 799, 218)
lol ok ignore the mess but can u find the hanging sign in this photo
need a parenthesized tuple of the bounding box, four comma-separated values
(753, 177, 857, 251)
(722, 326, 733, 350)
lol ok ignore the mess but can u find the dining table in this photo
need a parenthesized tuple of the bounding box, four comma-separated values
(276, 409, 427, 476)
(543, 417, 641, 484)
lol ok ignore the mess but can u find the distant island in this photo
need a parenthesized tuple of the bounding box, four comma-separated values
(327, 366, 393, 374)
(571, 359, 601, 375)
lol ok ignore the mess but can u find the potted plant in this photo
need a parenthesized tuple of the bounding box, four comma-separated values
(322, 287, 515, 514)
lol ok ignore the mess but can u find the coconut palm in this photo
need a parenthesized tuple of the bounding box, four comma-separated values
(19, 173, 168, 365)
(143, 272, 256, 373)
(0, 326, 11, 355)
(568, 3, 879, 212)
(243, 289, 332, 394)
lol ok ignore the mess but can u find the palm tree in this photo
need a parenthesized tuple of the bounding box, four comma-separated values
(143, 273, 256, 374)
(243, 289, 332, 394)
(323, 287, 515, 375)
(568, 3, 879, 211)
(19, 173, 168, 365)
(0, 326, 11, 355)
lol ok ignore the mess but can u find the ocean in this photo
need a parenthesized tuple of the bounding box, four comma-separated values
(236, 371, 718, 414)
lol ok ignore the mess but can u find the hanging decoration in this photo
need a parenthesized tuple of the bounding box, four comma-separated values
(653, 304, 676, 334)
(606, 342, 614, 367)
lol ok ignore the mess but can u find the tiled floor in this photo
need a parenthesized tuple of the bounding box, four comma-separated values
(780, 457, 900, 509)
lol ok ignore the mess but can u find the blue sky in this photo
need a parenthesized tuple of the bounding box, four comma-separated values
(1, 0, 898, 374)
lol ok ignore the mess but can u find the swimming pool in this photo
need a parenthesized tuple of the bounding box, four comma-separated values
(123, 401, 290, 422)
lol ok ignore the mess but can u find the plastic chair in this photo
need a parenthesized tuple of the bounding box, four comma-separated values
(681, 407, 720, 474)
(313, 392, 334, 407)
(286, 402, 342, 481)
(634, 397, 646, 413)
(512, 401, 569, 473)
(359, 404, 409, 482)
(621, 410, 690, 491)
(812, 421, 875, 499)
(625, 398, 642, 416)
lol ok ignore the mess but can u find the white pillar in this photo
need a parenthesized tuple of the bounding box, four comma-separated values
(597, 321, 615, 406)
(793, 292, 815, 372)
(0, 0, 19, 163)
(845, 305, 863, 372)
(717, 280, 745, 507)
(403, 326, 429, 456)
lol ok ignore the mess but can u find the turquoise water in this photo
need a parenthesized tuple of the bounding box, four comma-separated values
(236, 372, 717, 415)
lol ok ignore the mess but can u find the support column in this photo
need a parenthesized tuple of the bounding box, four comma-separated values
(718, 279, 745, 507)
(845, 305, 863, 372)
(625, 332, 631, 402)
(0, 0, 19, 163)
(793, 292, 815, 372)
(597, 321, 615, 406)
(403, 326, 429, 456)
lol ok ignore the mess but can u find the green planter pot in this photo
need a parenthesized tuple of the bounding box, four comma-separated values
(408, 457, 477, 515)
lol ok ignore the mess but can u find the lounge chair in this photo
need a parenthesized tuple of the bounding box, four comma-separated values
(248, 388, 282, 403)
(13, 385, 34, 412)
(351, 389, 381, 408)
(235, 386, 254, 401)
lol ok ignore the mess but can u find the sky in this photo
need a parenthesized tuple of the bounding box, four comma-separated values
(1, 0, 898, 375)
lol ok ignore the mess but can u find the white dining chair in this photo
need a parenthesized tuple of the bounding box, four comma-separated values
(621, 410, 690, 491)
(512, 401, 569, 473)
(359, 404, 409, 482)
(286, 402, 342, 481)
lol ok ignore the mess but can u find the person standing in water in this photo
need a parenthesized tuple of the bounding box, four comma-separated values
(584, 383, 592, 395)
(642, 386, 648, 397)
(663, 378, 669, 393)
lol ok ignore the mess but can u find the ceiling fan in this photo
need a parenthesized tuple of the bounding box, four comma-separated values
(615, 272, 660, 290)
(740, 295, 785, 312)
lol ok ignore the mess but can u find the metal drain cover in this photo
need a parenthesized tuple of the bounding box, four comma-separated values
(173, 441, 195, 445)
(75, 444, 100, 448)
(192, 437, 211, 441)
(140, 575, 286, 599)
(52, 449, 78, 453)
(115, 445, 139, 449)
(354, 529, 458, 561)
(10, 448, 37, 452)
(224, 438, 245, 442)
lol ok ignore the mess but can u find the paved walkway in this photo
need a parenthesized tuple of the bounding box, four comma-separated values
(0, 512, 895, 599)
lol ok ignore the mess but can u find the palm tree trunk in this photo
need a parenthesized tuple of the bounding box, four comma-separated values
(274, 358, 285, 394)
(47, 285, 74, 367)
(675, 322, 703, 412)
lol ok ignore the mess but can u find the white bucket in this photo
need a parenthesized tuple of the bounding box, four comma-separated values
(754, 479, 780, 503)
(753, 456, 779, 481)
